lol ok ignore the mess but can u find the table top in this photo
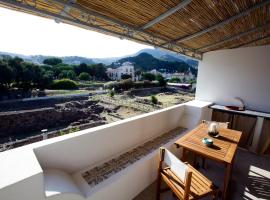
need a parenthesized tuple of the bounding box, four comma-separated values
(175, 123, 242, 164)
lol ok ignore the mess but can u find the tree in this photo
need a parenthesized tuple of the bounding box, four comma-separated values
(8, 57, 23, 83)
(43, 57, 62, 66)
(41, 65, 53, 71)
(67, 70, 76, 80)
(156, 74, 166, 87)
(79, 72, 90, 81)
(92, 64, 108, 80)
(38, 70, 54, 89)
(59, 70, 76, 80)
(74, 63, 91, 75)
(0, 60, 14, 87)
(142, 73, 156, 81)
(121, 74, 132, 80)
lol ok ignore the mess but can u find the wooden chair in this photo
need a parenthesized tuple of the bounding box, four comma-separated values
(156, 148, 217, 200)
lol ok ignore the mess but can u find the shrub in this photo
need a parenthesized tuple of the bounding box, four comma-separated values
(104, 79, 133, 91)
(133, 80, 159, 88)
(169, 77, 181, 83)
(142, 73, 156, 81)
(156, 74, 167, 87)
(109, 88, 115, 97)
(151, 95, 158, 104)
(50, 79, 78, 90)
(79, 72, 91, 81)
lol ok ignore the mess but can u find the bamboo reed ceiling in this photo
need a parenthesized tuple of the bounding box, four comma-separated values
(0, 0, 269, 60)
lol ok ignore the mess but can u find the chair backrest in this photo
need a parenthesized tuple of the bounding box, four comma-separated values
(161, 148, 188, 182)
(202, 120, 229, 129)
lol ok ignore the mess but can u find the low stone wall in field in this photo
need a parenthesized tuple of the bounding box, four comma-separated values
(0, 93, 89, 112)
(0, 100, 105, 139)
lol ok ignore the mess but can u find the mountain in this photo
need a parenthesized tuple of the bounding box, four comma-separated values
(0, 52, 95, 65)
(112, 52, 197, 75)
(186, 59, 199, 69)
(92, 57, 120, 65)
(134, 48, 187, 61)
(132, 48, 198, 68)
(0, 48, 198, 68)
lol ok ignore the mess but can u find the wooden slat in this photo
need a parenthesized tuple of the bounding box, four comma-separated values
(162, 166, 213, 198)
(0, 0, 268, 56)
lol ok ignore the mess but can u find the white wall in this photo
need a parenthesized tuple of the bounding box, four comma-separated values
(196, 45, 270, 113)
(0, 100, 212, 200)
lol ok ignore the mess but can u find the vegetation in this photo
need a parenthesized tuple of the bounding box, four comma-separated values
(156, 74, 166, 87)
(79, 72, 91, 81)
(142, 73, 156, 81)
(104, 79, 160, 91)
(0, 57, 54, 90)
(50, 79, 78, 90)
(121, 74, 132, 80)
(109, 88, 115, 98)
(169, 77, 181, 83)
(43, 57, 63, 66)
(0, 56, 109, 94)
(151, 95, 158, 104)
(115, 53, 196, 74)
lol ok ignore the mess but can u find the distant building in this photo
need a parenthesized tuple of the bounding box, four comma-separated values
(171, 73, 185, 80)
(106, 62, 135, 81)
(148, 67, 195, 82)
(149, 69, 160, 75)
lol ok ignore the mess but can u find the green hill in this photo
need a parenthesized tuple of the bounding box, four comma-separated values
(112, 52, 196, 74)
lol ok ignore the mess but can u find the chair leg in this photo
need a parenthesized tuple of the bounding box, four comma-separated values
(156, 174, 162, 200)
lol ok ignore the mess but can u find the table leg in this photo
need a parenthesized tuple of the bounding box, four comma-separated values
(222, 163, 232, 200)
(182, 148, 186, 162)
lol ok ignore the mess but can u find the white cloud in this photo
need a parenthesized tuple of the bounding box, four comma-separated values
(0, 7, 152, 58)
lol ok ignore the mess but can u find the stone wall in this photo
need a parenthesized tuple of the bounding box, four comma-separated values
(0, 93, 89, 112)
(0, 100, 105, 140)
(0, 121, 106, 152)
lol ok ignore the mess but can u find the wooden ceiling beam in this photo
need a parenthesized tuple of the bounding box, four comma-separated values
(232, 34, 270, 49)
(197, 22, 270, 51)
(139, 0, 192, 30)
(163, 0, 270, 45)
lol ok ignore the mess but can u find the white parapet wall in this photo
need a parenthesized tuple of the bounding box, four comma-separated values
(0, 100, 212, 200)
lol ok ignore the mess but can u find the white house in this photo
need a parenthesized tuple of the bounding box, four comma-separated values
(106, 62, 135, 81)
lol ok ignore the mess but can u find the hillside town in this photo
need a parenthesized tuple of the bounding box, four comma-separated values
(106, 61, 195, 83)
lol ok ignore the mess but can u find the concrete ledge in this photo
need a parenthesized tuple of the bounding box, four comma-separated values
(44, 169, 83, 198)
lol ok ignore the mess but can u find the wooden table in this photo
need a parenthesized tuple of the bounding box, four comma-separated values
(174, 123, 242, 200)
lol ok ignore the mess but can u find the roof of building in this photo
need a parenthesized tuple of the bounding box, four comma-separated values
(0, 0, 269, 60)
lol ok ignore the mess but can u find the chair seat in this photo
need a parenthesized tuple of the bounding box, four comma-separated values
(161, 164, 214, 199)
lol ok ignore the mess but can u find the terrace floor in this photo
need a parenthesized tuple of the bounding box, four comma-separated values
(134, 148, 270, 200)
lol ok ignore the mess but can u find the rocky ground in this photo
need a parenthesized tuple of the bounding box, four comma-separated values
(0, 87, 194, 151)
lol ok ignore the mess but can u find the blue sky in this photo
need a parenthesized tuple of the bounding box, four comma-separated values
(0, 7, 152, 58)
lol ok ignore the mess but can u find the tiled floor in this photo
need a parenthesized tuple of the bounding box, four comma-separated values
(134, 149, 270, 200)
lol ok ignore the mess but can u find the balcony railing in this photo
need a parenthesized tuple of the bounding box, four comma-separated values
(0, 100, 212, 200)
